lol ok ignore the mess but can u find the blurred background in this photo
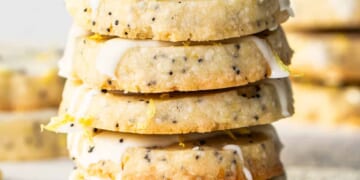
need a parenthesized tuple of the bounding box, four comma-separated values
(0, 0, 70, 47)
(0, 1, 72, 180)
(0, 0, 359, 180)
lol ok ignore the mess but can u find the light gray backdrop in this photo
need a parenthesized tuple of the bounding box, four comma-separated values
(0, 0, 71, 47)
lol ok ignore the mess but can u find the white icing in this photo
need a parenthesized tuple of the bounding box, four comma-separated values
(329, 0, 357, 20)
(223, 145, 253, 180)
(90, 0, 100, 20)
(96, 35, 288, 80)
(268, 24, 279, 31)
(58, 24, 90, 78)
(0, 109, 57, 121)
(266, 79, 291, 117)
(75, 89, 99, 118)
(68, 132, 218, 179)
(95, 39, 174, 79)
(250, 37, 289, 78)
(278, 0, 294, 17)
(55, 85, 100, 133)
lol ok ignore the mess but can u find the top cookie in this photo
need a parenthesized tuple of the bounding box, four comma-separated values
(65, 0, 292, 41)
(285, 0, 360, 30)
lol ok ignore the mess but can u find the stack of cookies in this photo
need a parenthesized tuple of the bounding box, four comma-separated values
(0, 47, 66, 160)
(285, 0, 360, 127)
(46, 0, 295, 179)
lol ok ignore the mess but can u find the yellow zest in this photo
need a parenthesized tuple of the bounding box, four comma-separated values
(273, 51, 290, 74)
(225, 131, 237, 141)
(273, 50, 305, 77)
(41, 114, 75, 132)
(78, 117, 93, 127)
(88, 34, 112, 42)
(178, 136, 186, 148)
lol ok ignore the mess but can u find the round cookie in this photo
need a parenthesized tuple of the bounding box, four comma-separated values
(0, 109, 67, 161)
(46, 78, 293, 134)
(291, 82, 360, 127)
(0, 47, 65, 111)
(65, 0, 292, 42)
(60, 27, 292, 93)
(288, 32, 360, 85)
(68, 125, 284, 180)
(285, 0, 360, 30)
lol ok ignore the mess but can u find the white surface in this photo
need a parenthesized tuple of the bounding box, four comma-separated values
(0, 158, 72, 180)
(0, 0, 71, 47)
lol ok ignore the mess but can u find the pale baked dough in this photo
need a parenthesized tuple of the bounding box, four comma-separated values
(65, 0, 291, 41)
(68, 125, 284, 180)
(49, 78, 293, 134)
(64, 28, 292, 93)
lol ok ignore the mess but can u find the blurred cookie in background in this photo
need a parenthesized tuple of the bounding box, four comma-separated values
(0, 109, 66, 160)
(285, 0, 360, 30)
(0, 46, 66, 161)
(0, 47, 64, 111)
(288, 32, 360, 86)
(291, 82, 360, 128)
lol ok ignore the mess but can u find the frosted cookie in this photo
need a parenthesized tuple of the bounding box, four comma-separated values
(46, 78, 293, 134)
(285, 0, 360, 30)
(68, 125, 284, 180)
(60, 27, 292, 93)
(292, 82, 360, 127)
(65, 0, 292, 42)
(0, 47, 65, 111)
(0, 109, 67, 161)
(288, 32, 360, 85)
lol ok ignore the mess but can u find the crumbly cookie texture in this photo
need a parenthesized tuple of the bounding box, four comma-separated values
(291, 82, 360, 127)
(285, 0, 360, 30)
(0, 47, 64, 111)
(48, 78, 293, 134)
(63, 28, 292, 93)
(0, 109, 67, 161)
(68, 125, 284, 180)
(288, 32, 360, 85)
(65, 0, 291, 41)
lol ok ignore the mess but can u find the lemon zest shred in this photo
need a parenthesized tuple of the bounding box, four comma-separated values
(237, 128, 251, 135)
(178, 136, 186, 148)
(41, 114, 75, 132)
(225, 131, 237, 140)
(88, 34, 112, 42)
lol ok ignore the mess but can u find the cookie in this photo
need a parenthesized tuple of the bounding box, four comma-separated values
(46, 78, 293, 134)
(0, 47, 65, 111)
(288, 32, 360, 85)
(285, 0, 360, 30)
(65, 0, 292, 42)
(291, 82, 360, 127)
(0, 109, 67, 161)
(68, 125, 284, 180)
(60, 27, 292, 93)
